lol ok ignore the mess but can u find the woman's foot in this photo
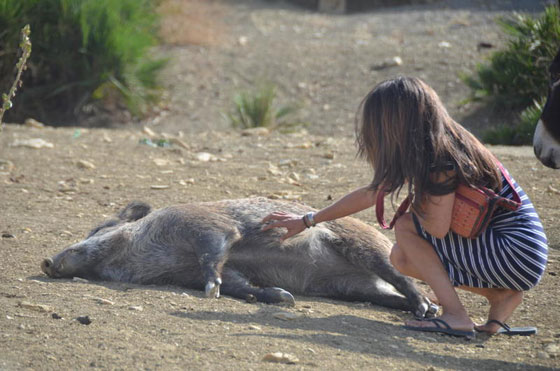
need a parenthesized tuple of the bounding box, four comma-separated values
(405, 312, 474, 332)
(474, 289, 523, 334)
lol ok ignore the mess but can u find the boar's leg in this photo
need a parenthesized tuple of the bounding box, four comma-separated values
(192, 229, 242, 299)
(220, 268, 295, 306)
(330, 238, 430, 318)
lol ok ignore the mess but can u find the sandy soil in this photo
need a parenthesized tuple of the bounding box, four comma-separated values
(1, 0, 559, 370)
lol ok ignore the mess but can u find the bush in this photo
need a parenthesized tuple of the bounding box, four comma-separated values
(482, 98, 545, 145)
(462, 4, 560, 112)
(226, 84, 307, 132)
(0, 0, 165, 125)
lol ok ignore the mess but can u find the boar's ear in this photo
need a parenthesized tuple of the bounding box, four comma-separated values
(118, 201, 152, 222)
(87, 219, 119, 238)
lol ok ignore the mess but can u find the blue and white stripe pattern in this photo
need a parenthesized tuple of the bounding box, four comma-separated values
(413, 167, 548, 291)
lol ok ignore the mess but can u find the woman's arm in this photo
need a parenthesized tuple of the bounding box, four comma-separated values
(414, 192, 455, 239)
(414, 170, 456, 239)
(261, 185, 377, 240)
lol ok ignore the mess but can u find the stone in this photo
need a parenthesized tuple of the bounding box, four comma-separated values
(18, 301, 52, 313)
(241, 127, 269, 136)
(24, 118, 45, 128)
(76, 316, 92, 325)
(76, 160, 96, 170)
(262, 352, 299, 364)
(273, 312, 300, 321)
(11, 138, 54, 149)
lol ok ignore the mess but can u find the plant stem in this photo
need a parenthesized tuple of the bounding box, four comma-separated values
(0, 25, 32, 131)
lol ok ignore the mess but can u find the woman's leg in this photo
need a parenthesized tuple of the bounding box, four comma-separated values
(392, 213, 473, 331)
(458, 286, 524, 333)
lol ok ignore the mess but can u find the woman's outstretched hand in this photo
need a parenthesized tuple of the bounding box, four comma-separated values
(261, 211, 307, 241)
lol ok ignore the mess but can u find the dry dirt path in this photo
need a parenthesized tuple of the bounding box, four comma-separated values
(0, 123, 559, 370)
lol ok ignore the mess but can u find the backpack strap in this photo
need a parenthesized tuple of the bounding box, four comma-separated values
(496, 162, 522, 210)
(376, 190, 412, 230)
(375, 162, 521, 230)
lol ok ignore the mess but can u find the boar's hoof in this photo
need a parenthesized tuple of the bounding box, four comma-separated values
(205, 279, 222, 298)
(266, 287, 295, 307)
(414, 300, 439, 319)
(245, 294, 257, 303)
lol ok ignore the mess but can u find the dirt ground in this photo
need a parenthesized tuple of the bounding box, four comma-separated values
(1, 0, 560, 370)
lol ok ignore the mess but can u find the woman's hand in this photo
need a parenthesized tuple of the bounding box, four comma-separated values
(261, 212, 307, 241)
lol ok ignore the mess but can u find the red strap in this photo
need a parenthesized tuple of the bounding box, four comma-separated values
(496, 162, 522, 210)
(376, 190, 411, 230)
(375, 162, 520, 230)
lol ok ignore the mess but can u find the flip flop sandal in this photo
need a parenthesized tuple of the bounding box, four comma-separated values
(478, 319, 537, 336)
(404, 318, 476, 339)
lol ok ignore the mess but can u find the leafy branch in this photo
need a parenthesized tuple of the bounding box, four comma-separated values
(0, 25, 32, 131)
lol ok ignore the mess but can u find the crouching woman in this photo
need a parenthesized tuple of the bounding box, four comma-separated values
(262, 77, 548, 337)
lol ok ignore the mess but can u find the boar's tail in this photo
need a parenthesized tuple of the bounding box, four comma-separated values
(117, 201, 152, 222)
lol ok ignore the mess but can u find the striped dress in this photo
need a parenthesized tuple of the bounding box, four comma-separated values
(412, 166, 549, 291)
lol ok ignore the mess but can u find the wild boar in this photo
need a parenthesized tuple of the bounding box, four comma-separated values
(41, 198, 435, 317)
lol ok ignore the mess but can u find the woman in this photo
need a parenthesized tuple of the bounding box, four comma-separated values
(262, 77, 548, 338)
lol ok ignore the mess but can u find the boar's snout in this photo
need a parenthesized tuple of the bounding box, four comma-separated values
(41, 258, 55, 277)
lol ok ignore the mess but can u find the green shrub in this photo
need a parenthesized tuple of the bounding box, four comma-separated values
(0, 0, 165, 125)
(482, 98, 545, 145)
(462, 4, 560, 112)
(227, 84, 307, 131)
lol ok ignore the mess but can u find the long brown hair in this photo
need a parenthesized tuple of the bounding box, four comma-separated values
(355, 76, 501, 212)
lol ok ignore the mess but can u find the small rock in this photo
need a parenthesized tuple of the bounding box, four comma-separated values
(267, 165, 283, 176)
(72, 277, 89, 283)
(0, 159, 14, 172)
(179, 178, 195, 186)
(288, 172, 300, 181)
(18, 301, 52, 313)
(1, 232, 15, 239)
(142, 126, 157, 138)
(153, 158, 170, 167)
(262, 352, 299, 364)
(194, 152, 216, 162)
(76, 316, 92, 325)
(76, 160, 96, 170)
(51, 313, 62, 320)
(438, 41, 451, 48)
(248, 325, 262, 331)
(273, 312, 300, 321)
(24, 118, 45, 128)
(150, 185, 170, 190)
(537, 351, 550, 359)
(545, 343, 560, 355)
(93, 297, 114, 305)
(241, 127, 270, 136)
(371, 56, 402, 70)
(128, 306, 143, 311)
(11, 138, 54, 149)
(547, 185, 560, 195)
(238, 36, 248, 46)
(169, 137, 190, 150)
